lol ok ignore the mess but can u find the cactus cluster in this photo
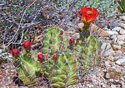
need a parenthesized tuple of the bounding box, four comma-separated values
(12, 26, 102, 87)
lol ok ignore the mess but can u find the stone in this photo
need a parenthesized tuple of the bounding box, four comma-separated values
(116, 58, 125, 66)
(112, 27, 121, 32)
(105, 31, 118, 35)
(119, 29, 125, 35)
(106, 43, 112, 50)
(111, 85, 116, 88)
(105, 73, 110, 79)
(103, 49, 115, 57)
(110, 35, 117, 40)
(108, 56, 114, 61)
(77, 22, 110, 37)
(117, 35, 125, 41)
(122, 16, 125, 21)
(108, 20, 118, 29)
(105, 61, 111, 67)
(101, 43, 107, 50)
(105, 67, 121, 79)
(0, 49, 2, 53)
(112, 45, 121, 50)
(120, 23, 125, 28)
(117, 41, 125, 45)
(121, 47, 125, 52)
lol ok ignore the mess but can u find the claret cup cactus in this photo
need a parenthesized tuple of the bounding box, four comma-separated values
(12, 7, 102, 88)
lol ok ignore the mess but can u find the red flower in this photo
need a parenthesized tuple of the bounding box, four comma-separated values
(12, 49, 19, 57)
(70, 38, 75, 45)
(78, 7, 99, 24)
(53, 55, 58, 61)
(24, 41, 31, 50)
(38, 54, 44, 62)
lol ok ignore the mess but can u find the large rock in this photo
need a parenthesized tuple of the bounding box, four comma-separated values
(77, 23, 110, 37)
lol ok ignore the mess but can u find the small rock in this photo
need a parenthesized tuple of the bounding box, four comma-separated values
(0, 49, 2, 53)
(105, 73, 111, 79)
(106, 43, 112, 50)
(121, 47, 125, 52)
(108, 20, 118, 29)
(103, 49, 115, 57)
(117, 35, 125, 41)
(112, 45, 121, 50)
(117, 41, 125, 45)
(116, 58, 125, 66)
(105, 61, 111, 67)
(101, 43, 107, 50)
(119, 29, 125, 35)
(107, 56, 114, 61)
(105, 31, 118, 35)
(122, 16, 125, 21)
(105, 67, 121, 79)
(110, 35, 117, 40)
(111, 84, 116, 88)
(112, 27, 121, 32)
(120, 23, 125, 29)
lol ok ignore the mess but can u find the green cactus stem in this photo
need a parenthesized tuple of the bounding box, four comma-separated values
(13, 50, 43, 85)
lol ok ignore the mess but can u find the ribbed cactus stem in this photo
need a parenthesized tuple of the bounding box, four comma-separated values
(82, 24, 90, 38)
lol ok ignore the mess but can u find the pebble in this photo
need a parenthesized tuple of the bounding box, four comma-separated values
(119, 29, 125, 35)
(116, 58, 125, 66)
(0, 50, 2, 54)
(105, 31, 118, 35)
(112, 45, 121, 50)
(108, 20, 118, 29)
(110, 35, 117, 40)
(108, 56, 114, 61)
(111, 84, 116, 88)
(112, 27, 121, 32)
(105, 73, 110, 79)
(106, 43, 112, 50)
(120, 23, 125, 29)
(103, 49, 115, 57)
(101, 43, 107, 50)
(117, 41, 125, 45)
(122, 16, 125, 21)
(117, 35, 125, 41)
(105, 61, 111, 67)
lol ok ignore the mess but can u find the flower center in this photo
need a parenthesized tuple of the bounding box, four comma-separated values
(87, 11, 91, 13)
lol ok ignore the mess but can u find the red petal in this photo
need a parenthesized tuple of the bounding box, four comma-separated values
(78, 13, 83, 18)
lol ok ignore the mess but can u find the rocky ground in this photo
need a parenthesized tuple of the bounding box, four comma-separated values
(0, 15, 125, 88)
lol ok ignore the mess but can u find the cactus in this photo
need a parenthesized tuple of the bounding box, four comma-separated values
(41, 27, 101, 87)
(12, 49, 43, 86)
(12, 26, 101, 87)
(42, 27, 79, 87)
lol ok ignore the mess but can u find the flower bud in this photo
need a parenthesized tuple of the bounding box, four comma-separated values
(70, 38, 75, 45)
(60, 30, 63, 34)
(38, 54, 44, 62)
(12, 49, 19, 57)
(53, 55, 58, 61)
(24, 41, 31, 50)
